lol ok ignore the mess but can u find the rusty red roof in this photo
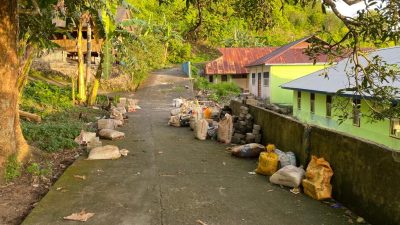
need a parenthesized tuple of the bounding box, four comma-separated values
(247, 36, 330, 66)
(205, 47, 278, 75)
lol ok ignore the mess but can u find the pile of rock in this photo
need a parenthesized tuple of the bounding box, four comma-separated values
(231, 106, 262, 144)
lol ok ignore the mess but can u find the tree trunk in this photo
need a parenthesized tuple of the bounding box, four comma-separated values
(163, 42, 169, 66)
(85, 21, 92, 90)
(77, 18, 86, 103)
(88, 53, 104, 106)
(0, 0, 29, 181)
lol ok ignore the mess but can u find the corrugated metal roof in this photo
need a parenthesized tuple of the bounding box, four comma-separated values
(205, 47, 278, 75)
(247, 36, 330, 66)
(281, 47, 400, 97)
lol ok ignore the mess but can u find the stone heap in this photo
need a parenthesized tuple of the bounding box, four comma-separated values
(231, 106, 262, 144)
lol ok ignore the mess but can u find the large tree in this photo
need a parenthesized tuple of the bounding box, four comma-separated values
(0, 1, 29, 180)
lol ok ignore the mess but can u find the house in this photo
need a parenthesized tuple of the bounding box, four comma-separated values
(281, 47, 400, 150)
(204, 47, 277, 91)
(245, 36, 331, 105)
(49, 6, 132, 63)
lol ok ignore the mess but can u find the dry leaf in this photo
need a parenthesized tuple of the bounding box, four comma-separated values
(63, 210, 95, 222)
(73, 175, 86, 180)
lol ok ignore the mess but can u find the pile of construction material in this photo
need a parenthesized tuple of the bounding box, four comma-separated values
(231, 106, 261, 144)
(74, 97, 139, 160)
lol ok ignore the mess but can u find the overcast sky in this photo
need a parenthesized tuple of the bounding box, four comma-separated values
(335, 0, 367, 17)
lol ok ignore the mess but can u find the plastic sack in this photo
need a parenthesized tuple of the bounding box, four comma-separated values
(97, 119, 121, 130)
(302, 155, 334, 200)
(195, 119, 209, 140)
(275, 149, 297, 168)
(203, 108, 212, 119)
(171, 108, 181, 116)
(270, 165, 305, 188)
(88, 145, 121, 160)
(74, 130, 97, 145)
(255, 151, 279, 176)
(111, 108, 124, 121)
(172, 98, 184, 108)
(169, 115, 181, 127)
(230, 143, 265, 158)
(218, 114, 233, 144)
(99, 129, 125, 140)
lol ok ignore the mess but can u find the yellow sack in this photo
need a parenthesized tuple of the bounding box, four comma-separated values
(302, 155, 334, 200)
(255, 151, 279, 176)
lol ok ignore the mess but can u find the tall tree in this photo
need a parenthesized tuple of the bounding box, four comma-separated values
(0, 0, 29, 180)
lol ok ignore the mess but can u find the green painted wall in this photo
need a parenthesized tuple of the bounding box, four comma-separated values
(270, 65, 326, 105)
(293, 91, 400, 150)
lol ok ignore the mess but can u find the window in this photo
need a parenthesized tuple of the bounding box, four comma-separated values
(310, 93, 315, 113)
(221, 75, 228, 82)
(390, 119, 400, 139)
(353, 99, 361, 127)
(209, 75, 214, 83)
(263, 72, 270, 87)
(252, 73, 256, 85)
(297, 92, 301, 110)
(326, 95, 332, 117)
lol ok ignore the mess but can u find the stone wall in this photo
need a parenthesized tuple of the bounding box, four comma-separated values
(230, 100, 400, 225)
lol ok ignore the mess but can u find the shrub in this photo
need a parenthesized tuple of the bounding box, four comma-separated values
(22, 121, 81, 152)
(4, 155, 21, 182)
(26, 162, 52, 177)
(209, 82, 241, 102)
(168, 39, 192, 64)
(193, 75, 211, 90)
(20, 80, 73, 116)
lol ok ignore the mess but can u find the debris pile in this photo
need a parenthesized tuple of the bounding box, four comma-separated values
(74, 97, 139, 160)
(231, 106, 261, 144)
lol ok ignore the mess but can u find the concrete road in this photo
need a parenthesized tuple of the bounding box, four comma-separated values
(22, 68, 352, 225)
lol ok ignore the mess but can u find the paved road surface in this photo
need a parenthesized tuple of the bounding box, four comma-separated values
(22, 68, 351, 225)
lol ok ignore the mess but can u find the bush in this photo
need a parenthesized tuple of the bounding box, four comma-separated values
(209, 82, 241, 102)
(20, 80, 73, 116)
(168, 39, 192, 64)
(194, 75, 241, 103)
(193, 75, 211, 90)
(4, 155, 21, 182)
(22, 121, 81, 152)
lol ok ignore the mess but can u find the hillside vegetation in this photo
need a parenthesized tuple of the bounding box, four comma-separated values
(126, 0, 347, 64)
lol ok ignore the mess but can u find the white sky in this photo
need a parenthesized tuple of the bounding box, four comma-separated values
(335, 0, 367, 17)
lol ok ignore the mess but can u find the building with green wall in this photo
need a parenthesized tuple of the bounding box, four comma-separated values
(246, 36, 330, 105)
(282, 47, 400, 151)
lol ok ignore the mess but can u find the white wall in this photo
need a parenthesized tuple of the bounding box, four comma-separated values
(248, 65, 270, 99)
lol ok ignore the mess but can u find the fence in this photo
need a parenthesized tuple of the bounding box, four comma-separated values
(231, 100, 400, 225)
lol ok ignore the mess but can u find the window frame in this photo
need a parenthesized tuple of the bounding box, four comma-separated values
(310, 93, 315, 114)
(263, 72, 270, 87)
(221, 75, 228, 82)
(326, 95, 332, 117)
(297, 91, 301, 110)
(251, 73, 256, 85)
(353, 99, 361, 127)
(390, 118, 400, 139)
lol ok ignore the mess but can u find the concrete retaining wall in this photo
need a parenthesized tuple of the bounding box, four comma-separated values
(230, 100, 400, 225)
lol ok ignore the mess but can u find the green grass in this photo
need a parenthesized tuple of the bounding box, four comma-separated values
(4, 155, 21, 183)
(20, 75, 107, 153)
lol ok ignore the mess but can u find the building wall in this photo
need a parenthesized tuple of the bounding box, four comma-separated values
(211, 74, 233, 84)
(231, 100, 400, 225)
(269, 65, 326, 105)
(248, 65, 270, 99)
(231, 76, 248, 91)
(293, 90, 400, 151)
